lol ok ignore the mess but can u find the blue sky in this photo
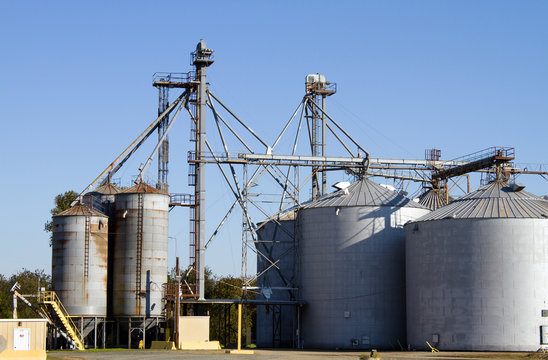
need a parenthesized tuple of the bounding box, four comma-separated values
(0, 1, 546, 278)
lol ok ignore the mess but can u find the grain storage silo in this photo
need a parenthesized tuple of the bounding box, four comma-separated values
(255, 210, 298, 347)
(406, 180, 548, 351)
(299, 178, 430, 349)
(83, 183, 121, 215)
(112, 183, 169, 317)
(82, 183, 121, 317)
(52, 203, 108, 316)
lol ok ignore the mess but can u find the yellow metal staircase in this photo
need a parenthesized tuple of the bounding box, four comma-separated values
(38, 291, 85, 350)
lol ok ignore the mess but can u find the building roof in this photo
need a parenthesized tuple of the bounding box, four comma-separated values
(414, 180, 548, 221)
(301, 178, 428, 209)
(54, 203, 107, 217)
(121, 183, 166, 195)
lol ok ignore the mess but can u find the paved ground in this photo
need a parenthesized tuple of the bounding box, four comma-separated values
(46, 349, 547, 360)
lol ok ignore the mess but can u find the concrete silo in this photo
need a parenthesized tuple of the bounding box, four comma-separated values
(52, 203, 109, 316)
(406, 180, 548, 351)
(112, 183, 169, 317)
(299, 178, 430, 349)
(255, 210, 298, 348)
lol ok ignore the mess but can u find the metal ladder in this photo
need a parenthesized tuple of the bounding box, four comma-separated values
(84, 216, 90, 279)
(38, 291, 84, 350)
(135, 192, 144, 314)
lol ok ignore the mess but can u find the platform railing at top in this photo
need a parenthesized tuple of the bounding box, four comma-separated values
(152, 71, 195, 84)
(448, 146, 515, 164)
(169, 194, 195, 206)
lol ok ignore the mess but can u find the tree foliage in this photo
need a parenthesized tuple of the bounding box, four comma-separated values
(43, 190, 78, 246)
(0, 269, 51, 319)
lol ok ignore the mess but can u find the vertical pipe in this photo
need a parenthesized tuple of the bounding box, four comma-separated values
(321, 95, 326, 195)
(196, 56, 207, 301)
(175, 257, 180, 349)
(237, 303, 242, 350)
(12, 293, 17, 319)
(94, 317, 97, 349)
(128, 318, 131, 349)
(142, 317, 146, 349)
(102, 319, 106, 349)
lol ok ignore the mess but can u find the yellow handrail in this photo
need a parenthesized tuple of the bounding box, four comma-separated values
(38, 291, 84, 350)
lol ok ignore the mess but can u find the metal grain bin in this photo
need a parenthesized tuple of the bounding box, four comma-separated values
(299, 178, 430, 349)
(83, 183, 121, 317)
(406, 181, 548, 351)
(52, 204, 108, 316)
(255, 210, 298, 347)
(112, 183, 169, 317)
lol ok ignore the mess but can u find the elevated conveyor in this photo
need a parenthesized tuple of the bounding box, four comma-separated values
(432, 146, 515, 182)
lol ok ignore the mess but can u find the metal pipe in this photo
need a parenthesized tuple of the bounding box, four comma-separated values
(205, 199, 238, 249)
(271, 98, 305, 150)
(175, 256, 180, 349)
(325, 121, 355, 157)
(307, 97, 369, 158)
(237, 303, 242, 350)
(135, 100, 185, 184)
(205, 100, 253, 153)
(207, 90, 271, 153)
(74, 90, 187, 203)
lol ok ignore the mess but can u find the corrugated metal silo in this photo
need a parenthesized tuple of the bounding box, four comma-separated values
(83, 183, 121, 215)
(112, 183, 169, 317)
(255, 210, 298, 347)
(299, 178, 430, 349)
(85, 183, 122, 317)
(52, 204, 108, 316)
(406, 181, 548, 351)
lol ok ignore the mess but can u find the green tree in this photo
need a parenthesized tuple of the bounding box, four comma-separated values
(208, 275, 256, 348)
(0, 274, 12, 318)
(43, 190, 78, 246)
(0, 269, 51, 319)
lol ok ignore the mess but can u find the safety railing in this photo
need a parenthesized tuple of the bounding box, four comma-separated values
(38, 291, 84, 350)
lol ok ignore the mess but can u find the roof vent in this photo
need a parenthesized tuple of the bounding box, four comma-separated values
(333, 182, 351, 195)
(511, 183, 526, 192)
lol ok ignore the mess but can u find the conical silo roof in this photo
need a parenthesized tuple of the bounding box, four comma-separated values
(301, 177, 428, 209)
(415, 180, 548, 221)
(94, 183, 122, 195)
(54, 203, 107, 217)
(418, 188, 453, 211)
(121, 183, 166, 194)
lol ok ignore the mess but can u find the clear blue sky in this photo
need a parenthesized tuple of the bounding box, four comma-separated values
(0, 1, 546, 278)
